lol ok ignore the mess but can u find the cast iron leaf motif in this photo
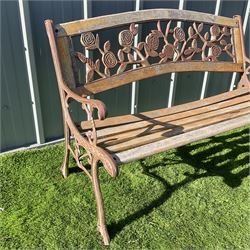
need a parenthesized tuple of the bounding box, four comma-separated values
(75, 20, 236, 83)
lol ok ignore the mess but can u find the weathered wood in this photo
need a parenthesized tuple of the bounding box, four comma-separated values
(76, 62, 244, 96)
(113, 114, 250, 164)
(108, 107, 250, 153)
(55, 9, 238, 37)
(232, 16, 244, 64)
(56, 36, 78, 88)
(93, 95, 249, 138)
(81, 87, 249, 130)
(234, 15, 247, 70)
(99, 104, 250, 152)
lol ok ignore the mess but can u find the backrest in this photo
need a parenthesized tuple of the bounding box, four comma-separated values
(46, 9, 247, 96)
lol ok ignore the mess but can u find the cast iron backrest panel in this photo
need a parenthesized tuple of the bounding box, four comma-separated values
(54, 9, 245, 95)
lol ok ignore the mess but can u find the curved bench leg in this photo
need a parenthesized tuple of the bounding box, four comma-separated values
(61, 121, 70, 178)
(91, 158, 110, 245)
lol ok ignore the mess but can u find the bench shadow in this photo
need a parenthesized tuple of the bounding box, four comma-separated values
(108, 127, 249, 240)
(98, 113, 184, 147)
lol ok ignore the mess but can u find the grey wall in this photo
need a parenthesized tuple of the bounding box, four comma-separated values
(92, 0, 135, 116)
(28, 0, 83, 141)
(137, 0, 179, 112)
(206, 0, 248, 97)
(1, 0, 249, 152)
(1, 1, 36, 151)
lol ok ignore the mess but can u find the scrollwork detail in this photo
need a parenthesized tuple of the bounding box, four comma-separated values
(75, 20, 236, 83)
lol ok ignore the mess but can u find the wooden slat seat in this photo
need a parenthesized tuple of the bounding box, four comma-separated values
(81, 88, 250, 163)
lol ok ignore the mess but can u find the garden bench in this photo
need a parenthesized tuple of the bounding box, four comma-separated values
(45, 9, 250, 245)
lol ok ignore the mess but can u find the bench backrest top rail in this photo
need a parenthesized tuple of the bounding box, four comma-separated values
(46, 9, 247, 95)
(55, 9, 238, 37)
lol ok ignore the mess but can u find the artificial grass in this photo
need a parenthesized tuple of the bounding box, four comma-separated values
(0, 126, 249, 249)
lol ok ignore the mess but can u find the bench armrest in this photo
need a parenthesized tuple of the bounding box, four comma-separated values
(61, 81, 107, 120)
(59, 81, 118, 178)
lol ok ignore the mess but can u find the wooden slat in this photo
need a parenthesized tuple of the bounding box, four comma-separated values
(96, 95, 249, 138)
(233, 27, 244, 64)
(232, 16, 244, 64)
(113, 114, 250, 164)
(55, 9, 238, 37)
(103, 106, 250, 153)
(56, 36, 77, 88)
(81, 87, 249, 130)
(99, 102, 249, 147)
(76, 62, 244, 95)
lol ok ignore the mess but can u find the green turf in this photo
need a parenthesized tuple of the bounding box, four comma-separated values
(1, 126, 249, 249)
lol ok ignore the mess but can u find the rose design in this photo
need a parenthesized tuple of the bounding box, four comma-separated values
(210, 25, 220, 36)
(174, 27, 185, 42)
(161, 44, 175, 59)
(211, 45, 222, 57)
(119, 30, 134, 46)
(146, 33, 159, 51)
(81, 32, 96, 47)
(102, 51, 117, 68)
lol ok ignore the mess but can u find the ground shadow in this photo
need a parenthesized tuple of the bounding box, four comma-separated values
(108, 127, 249, 240)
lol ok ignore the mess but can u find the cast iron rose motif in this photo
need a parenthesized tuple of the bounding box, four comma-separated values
(75, 19, 235, 82)
(102, 51, 117, 69)
(119, 30, 134, 46)
(80, 32, 96, 49)
(118, 23, 138, 48)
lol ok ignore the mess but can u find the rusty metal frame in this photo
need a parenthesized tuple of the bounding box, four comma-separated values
(44, 11, 249, 245)
(45, 20, 117, 245)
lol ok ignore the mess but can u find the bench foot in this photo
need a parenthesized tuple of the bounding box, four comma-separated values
(98, 224, 110, 245)
(91, 158, 110, 245)
(61, 152, 69, 178)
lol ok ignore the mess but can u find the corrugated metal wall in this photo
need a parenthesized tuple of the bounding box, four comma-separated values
(137, 0, 179, 112)
(29, 0, 84, 141)
(1, 1, 36, 151)
(93, 0, 135, 117)
(1, 0, 249, 152)
(206, 0, 248, 97)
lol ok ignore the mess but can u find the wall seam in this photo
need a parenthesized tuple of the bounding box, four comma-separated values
(130, 0, 141, 114)
(200, 0, 222, 100)
(18, 0, 45, 144)
(168, 0, 185, 108)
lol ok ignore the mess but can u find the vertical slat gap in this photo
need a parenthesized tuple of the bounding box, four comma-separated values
(83, 0, 92, 120)
(83, 0, 89, 59)
(18, 0, 45, 144)
(130, 0, 141, 114)
(200, 0, 222, 100)
(168, 0, 185, 108)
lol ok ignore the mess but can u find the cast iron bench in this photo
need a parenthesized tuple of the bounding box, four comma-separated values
(45, 9, 250, 245)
